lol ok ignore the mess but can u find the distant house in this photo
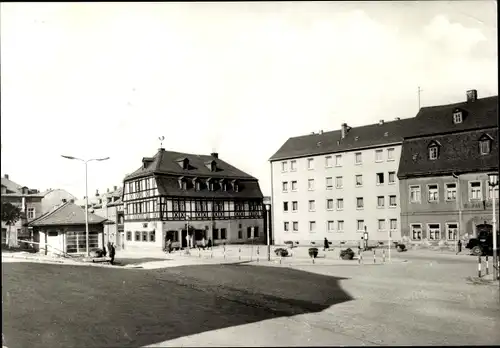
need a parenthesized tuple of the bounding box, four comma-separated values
(93, 186, 124, 250)
(28, 202, 107, 255)
(40, 189, 77, 215)
(1, 174, 44, 246)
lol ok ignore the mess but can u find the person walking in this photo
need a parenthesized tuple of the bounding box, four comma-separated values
(166, 239, 172, 253)
(109, 243, 116, 265)
(201, 237, 207, 250)
(207, 238, 212, 250)
(324, 237, 329, 251)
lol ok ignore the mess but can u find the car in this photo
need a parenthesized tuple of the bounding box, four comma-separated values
(465, 230, 500, 256)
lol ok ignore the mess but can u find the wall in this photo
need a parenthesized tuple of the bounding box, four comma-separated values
(38, 224, 104, 255)
(123, 218, 265, 251)
(41, 189, 76, 214)
(400, 172, 499, 246)
(1, 195, 43, 246)
(271, 144, 402, 245)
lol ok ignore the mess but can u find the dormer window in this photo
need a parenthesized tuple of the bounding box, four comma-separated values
(427, 140, 441, 160)
(142, 157, 154, 169)
(192, 177, 201, 191)
(220, 179, 227, 191)
(453, 109, 463, 124)
(176, 157, 190, 170)
(178, 176, 186, 190)
(205, 160, 217, 172)
(231, 179, 239, 192)
(206, 178, 214, 191)
(478, 134, 493, 155)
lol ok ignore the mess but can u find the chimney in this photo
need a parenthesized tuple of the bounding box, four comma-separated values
(95, 189, 99, 197)
(62, 199, 67, 203)
(319, 130, 323, 134)
(466, 89, 477, 103)
(379, 120, 384, 125)
(107, 188, 110, 193)
(341, 123, 349, 139)
(114, 185, 117, 191)
(211, 152, 219, 159)
(395, 117, 401, 121)
(70, 199, 75, 203)
(4, 174, 9, 179)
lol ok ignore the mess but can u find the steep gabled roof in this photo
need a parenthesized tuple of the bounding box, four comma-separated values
(124, 149, 257, 181)
(397, 128, 499, 179)
(28, 202, 107, 227)
(1, 177, 23, 194)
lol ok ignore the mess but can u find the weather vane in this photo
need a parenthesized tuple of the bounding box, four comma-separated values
(158, 136, 165, 148)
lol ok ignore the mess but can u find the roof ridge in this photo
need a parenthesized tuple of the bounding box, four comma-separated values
(419, 95, 498, 110)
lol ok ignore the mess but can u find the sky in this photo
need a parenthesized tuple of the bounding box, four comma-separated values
(1, 1, 497, 199)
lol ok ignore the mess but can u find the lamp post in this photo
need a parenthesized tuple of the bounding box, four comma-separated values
(61, 155, 110, 256)
(487, 173, 499, 281)
(265, 204, 271, 261)
(452, 173, 462, 252)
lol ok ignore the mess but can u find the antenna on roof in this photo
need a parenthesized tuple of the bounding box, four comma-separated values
(158, 136, 165, 148)
(418, 86, 424, 110)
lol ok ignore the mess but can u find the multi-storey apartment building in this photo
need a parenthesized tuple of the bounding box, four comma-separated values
(122, 148, 265, 251)
(270, 119, 415, 246)
(398, 91, 498, 248)
(1, 174, 43, 246)
(93, 186, 124, 249)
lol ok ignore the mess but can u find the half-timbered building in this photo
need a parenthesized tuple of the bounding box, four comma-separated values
(122, 148, 265, 250)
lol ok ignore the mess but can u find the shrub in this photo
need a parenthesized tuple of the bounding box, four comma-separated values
(308, 247, 319, 258)
(274, 248, 289, 257)
(340, 248, 355, 260)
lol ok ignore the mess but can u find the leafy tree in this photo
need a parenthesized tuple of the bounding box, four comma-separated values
(1, 202, 22, 247)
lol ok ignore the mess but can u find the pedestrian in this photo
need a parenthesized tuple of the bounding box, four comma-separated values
(201, 237, 207, 250)
(102, 243, 107, 257)
(324, 237, 329, 251)
(456, 239, 462, 255)
(207, 238, 212, 250)
(109, 243, 116, 265)
(166, 239, 172, 253)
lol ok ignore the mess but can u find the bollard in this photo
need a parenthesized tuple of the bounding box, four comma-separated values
(383, 249, 386, 263)
(313, 254, 315, 264)
(280, 254, 282, 264)
(211, 251, 213, 259)
(358, 249, 361, 265)
(373, 249, 376, 264)
(239, 248, 241, 261)
(478, 256, 482, 278)
(486, 255, 489, 275)
(199, 249, 201, 258)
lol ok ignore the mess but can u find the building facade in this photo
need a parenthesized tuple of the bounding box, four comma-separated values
(270, 120, 414, 246)
(93, 186, 124, 249)
(40, 189, 76, 215)
(122, 148, 265, 251)
(398, 92, 498, 248)
(1, 174, 43, 246)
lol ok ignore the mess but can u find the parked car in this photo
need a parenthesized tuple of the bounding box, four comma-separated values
(465, 230, 500, 256)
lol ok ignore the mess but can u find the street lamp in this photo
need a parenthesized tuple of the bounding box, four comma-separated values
(487, 172, 499, 281)
(452, 173, 462, 253)
(265, 204, 271, 261)
(61, 155, 110, 256)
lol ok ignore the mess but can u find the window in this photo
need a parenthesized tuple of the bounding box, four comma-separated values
(150, 231, 156, 242)
(308, 179, 315, 191)
(446, 223, 458, 241)
(337, 220, 344, 232)
(446, 183, 457, 201)
(428, 224, 440, 240)
(326, 177, 333, 190)
(355, 175, 363, 187)
(409, 185, 421, 203)
(336, 199, 344, 210)
(292, 221, 299, 232)
(308, 158, 315, 170)
(378, 219, 386, 231)
(453, 111, 462, 124)
(308, 200, 316, 212)
(283, 202, 289, 212)
(377, 196, 385, 208)
(213, 229, 219, 240)
(357, 220, 365, 232)
(488, 185, 499, 200)
(292, 201, 298, 212)
(290, 160, 297, 171)
(238, 230, 243, 239)
(284, 222, 289, 232)
(291, 181, 297, 191)
(254, 227, 259, 238)
(428, 184, 439, 202)
(281, 161, 288, 172)
(309, 221, 316, 233)
(282, 182, 288, 192)
(27, 208, 35, 219)
(390, 219, 397, 231)
(335, 155, 342, 167)
(327, 221, 335, 232)
(411, 224, 422, 240)
(326, 199, 334, 210)
(376, 173, 385, 185)
(375, 149, 383, 162)
(325, 156, 332, 168)
(389, 195, 397, 207)
(480, 139, 491, 155)
(355, 152, 362, 164)
(135, 231, 140, 241)
(221, 228, 227, 239)
(469, 181, 482, 201)
(388, 172, 396, 184)
(247, 227, 252, 238)
(335, 176, 343, 189)
(126, 231, 132, 241)
(142, 231, 148, 242)
(429, 146, 438, 160)
(356, 197, 364, 209)
(387, 148, 395, 161)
